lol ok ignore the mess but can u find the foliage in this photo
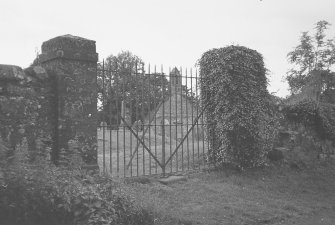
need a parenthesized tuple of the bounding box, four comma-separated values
(199, 46, 278, 169)
(0, 150, 154, 225)
(0, 66, 55, 163)
(282, 99, 335, 141)
(287, 20, 335, 100)
(97, 51, 169, 126)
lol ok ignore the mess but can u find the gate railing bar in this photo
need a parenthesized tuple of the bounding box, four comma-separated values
(154, 65, 159, 173)
(201, 78, 206, 168)
(205, 77, 211, 168)
(115, 62, 120, 176)
(135, 62, 139, 176)
(129, 65, 134, 177)
(148, 64, 152, 175)
(191, 68, 195, 167)
(169, 67, 172, 173)
(185, 68, 189, 170)
(141, 64, 146, 175)
(180, 66, 184, 171)
(102, 60, 106, 173)
(201, 103, 206, 168)
(174, 67, 178, 172)
(161, 65, 166, 176)
(196, 69, 200, 169)
(122, 65, 126, 174)
(108, 61, 113, 174)
(206, 80, 211, 168)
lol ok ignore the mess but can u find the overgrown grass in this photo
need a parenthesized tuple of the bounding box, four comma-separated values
(125, 160, 335, 225)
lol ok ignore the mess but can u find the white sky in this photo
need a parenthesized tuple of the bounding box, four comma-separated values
(1, 0, 335, 97)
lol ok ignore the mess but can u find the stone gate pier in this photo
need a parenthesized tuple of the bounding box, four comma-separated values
(40, 34, 99, 170)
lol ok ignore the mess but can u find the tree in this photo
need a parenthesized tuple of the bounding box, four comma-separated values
(287, 20, 335, 102)
(97, 51, 169, 127)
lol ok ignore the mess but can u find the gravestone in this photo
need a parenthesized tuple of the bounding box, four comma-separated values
(119, 100, 131, 127)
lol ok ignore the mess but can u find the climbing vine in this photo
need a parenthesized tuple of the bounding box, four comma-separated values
(199, 46, 278, 169)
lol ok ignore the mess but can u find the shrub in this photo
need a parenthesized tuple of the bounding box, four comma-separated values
(282, 99, 335, 141)
(0, 152, 154, 225)
(199, 46, 278, 169)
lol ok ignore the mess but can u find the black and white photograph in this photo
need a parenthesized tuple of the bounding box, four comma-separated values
(1, 0, 335, 224)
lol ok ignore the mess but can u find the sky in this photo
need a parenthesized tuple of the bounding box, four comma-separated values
(1, 0, 335, 97)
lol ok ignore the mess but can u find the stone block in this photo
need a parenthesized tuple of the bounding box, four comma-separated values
(0, 64, 25, 81)
(24, 66, 49, 81)
(40, 35, 98, 63)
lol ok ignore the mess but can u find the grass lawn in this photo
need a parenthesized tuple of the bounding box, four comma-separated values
(124, 161, 335, 225)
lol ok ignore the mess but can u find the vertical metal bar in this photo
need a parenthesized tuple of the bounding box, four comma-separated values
(123, 65, 127, 177)
(161, 65, 166, 176)
(207, 103, 211, 169)
(180, 67, 184, 171)
(129, 67, 133, 177)
(141, 63, 145, 175)
(154, 65, 157, 174)
(123, 117, 126, 177)
(195, 69, 200, 169)
(135, 61, 139, 176)
(108, 60, 113, 175)
(169, 67, 172, 173)
(148, 64, 152, 175)
(201, 69, 206, 169)
(211, 123, 215, 169)
(102, 60, 106, 174)
(116, 62, 120, 176)
(185, 68, 190, 170)
(174, 68, 178, 172)
(202, 73, 210, 168)
(161, 120, 166, 176)
(191, 68, 195, 168)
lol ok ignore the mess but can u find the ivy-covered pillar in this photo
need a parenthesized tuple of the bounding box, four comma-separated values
(40, 35, 98, 170)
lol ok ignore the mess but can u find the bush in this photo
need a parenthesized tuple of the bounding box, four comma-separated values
(283, 99, 335, 141)
(199, 46, 278, 169)
(0, 154, 154, 225)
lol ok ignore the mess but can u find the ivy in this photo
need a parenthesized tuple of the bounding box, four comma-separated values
(199, 46, 278, 169)
(283, 99, 335, 141)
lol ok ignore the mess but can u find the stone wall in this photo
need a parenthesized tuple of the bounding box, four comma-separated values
(270, 118, 335, 164)
(0, 35, 98, 170)
(0, 64, 55, 161)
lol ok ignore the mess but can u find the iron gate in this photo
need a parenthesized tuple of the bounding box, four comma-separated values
(97, 60, 211, 177)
